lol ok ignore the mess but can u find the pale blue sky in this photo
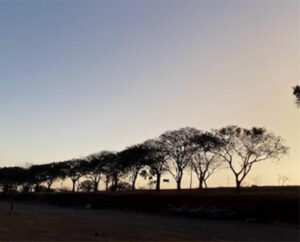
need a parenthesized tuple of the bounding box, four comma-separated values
(0, 1, 299, 187)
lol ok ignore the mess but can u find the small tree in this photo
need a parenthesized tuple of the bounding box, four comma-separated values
(108, 181, 131, 191)
(277, 175, 290, 186)
(191, 132, 223, 189)
(78, 180, 94, 192)
(159, 127, 200, 190)
(293, 85, 300, 107)
(214, 126, 288, 193)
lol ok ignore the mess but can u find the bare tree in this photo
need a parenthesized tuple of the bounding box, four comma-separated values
(142, 139, 169, 192)
(277, 175, 290, 186)
(159, 127, 200, 190)
(293, 85, 300, 107)
(214, 126, 288, 193)
(191, 132, 223, 189)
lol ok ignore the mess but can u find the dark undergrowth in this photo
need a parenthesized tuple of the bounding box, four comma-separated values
(1, 186, 299, 224)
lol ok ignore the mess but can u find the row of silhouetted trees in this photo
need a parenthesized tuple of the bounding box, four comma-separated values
(0, 125, 288, 193)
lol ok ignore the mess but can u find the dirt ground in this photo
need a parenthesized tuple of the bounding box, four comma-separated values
(0, 201, 298, 241)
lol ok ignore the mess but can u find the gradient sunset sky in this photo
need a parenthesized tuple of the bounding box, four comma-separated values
(0, 1, 299, 188)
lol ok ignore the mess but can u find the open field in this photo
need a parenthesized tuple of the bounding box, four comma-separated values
(4, 186, 299, 224)
(0, 201, 299, 241)
(0, 186, 299, 241)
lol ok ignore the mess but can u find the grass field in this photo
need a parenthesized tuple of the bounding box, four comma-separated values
(2, 186, 299, 224)
(0, 201, 299, 241)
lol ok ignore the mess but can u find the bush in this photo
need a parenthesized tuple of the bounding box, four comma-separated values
(78, 180, 94, 192)
(108, 181, 131, 191)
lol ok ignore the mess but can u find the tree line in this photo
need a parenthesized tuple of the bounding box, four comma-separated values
(0, 125, 288, 194)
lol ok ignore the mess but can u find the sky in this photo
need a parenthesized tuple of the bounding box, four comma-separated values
(0, 1, 299, 188)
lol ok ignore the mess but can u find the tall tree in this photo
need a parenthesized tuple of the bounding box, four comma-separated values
(86, 151, 108, 192)
(159, 127, 200, 190)
(0, 167, 26, 213)
(28, 164, 49, 192)
(0, 167, 26, 193)
(100, 152, 122, 192)
(64, 159, 88, 192)
(191, 132, 223, 189)
(43, 162, 66, 192)
(214, 126, 288, 193)
(293, 85, 300, 107)
(142, 139, 169, 192)
(119, 144, 148, 190)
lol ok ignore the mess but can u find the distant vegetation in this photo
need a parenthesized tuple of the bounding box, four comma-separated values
(293, 85, 300, 107)
(0, 125, 288, 194)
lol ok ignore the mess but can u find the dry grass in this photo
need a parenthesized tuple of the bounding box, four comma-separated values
(7, 186, 298, 224)
(0, 201, 298, 241)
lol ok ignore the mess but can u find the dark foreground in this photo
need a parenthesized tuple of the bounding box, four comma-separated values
(6, 186, 299, 224)
(0, 201, 298, 241)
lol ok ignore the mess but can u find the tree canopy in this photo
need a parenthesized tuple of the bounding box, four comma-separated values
(214, 126, 288, 192)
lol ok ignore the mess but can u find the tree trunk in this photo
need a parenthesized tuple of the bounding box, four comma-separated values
(72, 180, 76, 192)
(198, 176, 204, 189)
(132, 174, 138, 191)
(105, 181, 109, 191)
(235, 178, 241, 193)
(105, 177, 109, 191)
(176, 175, 182, 191)
(156, 173, 161, 192)
(47, 181, 53, 192)
(93, 181, 99, 192)
(112, 176, 118, 192)
(35, 183, 40, 193)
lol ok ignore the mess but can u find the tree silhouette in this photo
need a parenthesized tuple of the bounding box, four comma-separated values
(78, 180, 94, 192)
(214, 126, 288, 193)
(141, 139, 169, 192)
(86, 152, 108, 192)
(0, 167, 26, 213)
(28, 164, 49, 192)
(191, 132, 223, 189)
(64, 159, 88, 192)
(159, 127, 200, 190)
(100, 152, 122, 192)
(0, 167, 26, 193)
(119, 144, 148, 190)
(43, 163, 66, 192)
(0, 124, 290, 193)
(293, 85, 300, 107)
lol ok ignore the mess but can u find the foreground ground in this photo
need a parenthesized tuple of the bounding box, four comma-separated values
(8, 186, 298, 223)
(0, 201, 298, 241)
